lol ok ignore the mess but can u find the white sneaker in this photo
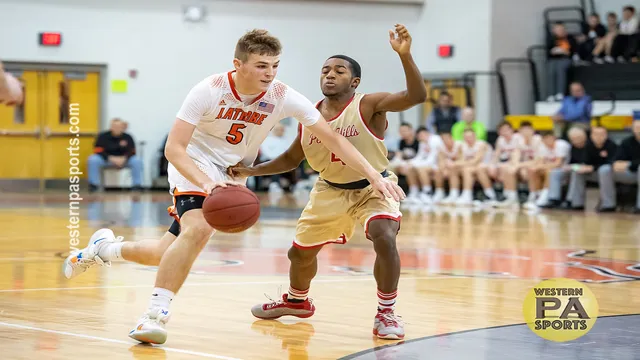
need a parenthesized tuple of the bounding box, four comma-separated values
(63, 228, 123, 280)
(419, 192, 432, 204)
(455, 192, 474, 206)
(523, 201, 538, 210)
(129, 307, 171, 344)
(431, 190, 445, 203)
(440, 195, 458, 205)
(404, 192, 421, 204)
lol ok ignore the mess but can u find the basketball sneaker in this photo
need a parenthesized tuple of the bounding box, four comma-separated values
(373, 308, 405, 340)
(63, 228, 122, 279)
(251, 294, 315, 320)
(128, 307, 171, 344)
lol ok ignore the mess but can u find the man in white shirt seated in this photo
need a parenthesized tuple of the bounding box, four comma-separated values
(259, 123, 294, 192)
(406, 127, 442, 203)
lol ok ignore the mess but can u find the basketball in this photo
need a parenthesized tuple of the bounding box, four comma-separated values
(202, 185, 260, 233)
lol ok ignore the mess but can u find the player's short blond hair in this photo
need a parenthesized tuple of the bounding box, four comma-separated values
(234, 29, 282, 62)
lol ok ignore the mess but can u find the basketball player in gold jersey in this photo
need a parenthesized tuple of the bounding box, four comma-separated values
(229, 24, 425, 339)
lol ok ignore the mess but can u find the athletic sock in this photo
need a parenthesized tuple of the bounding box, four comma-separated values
(149, 287, 174, 310)
(483, 188, 496, 200)
(287, 286, 308, 303)
(97, 242, 125, 262)
(377, 289, 397, 311)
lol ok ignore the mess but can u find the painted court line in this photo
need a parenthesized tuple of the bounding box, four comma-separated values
(0, 321, 242, 360)
(0, 276, 456, 293)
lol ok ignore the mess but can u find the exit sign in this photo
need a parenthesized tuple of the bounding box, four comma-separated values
(39, 32, 62, 46)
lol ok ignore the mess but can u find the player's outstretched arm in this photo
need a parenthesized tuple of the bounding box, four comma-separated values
(228, 135, 305, 178)
(361, 24, 426, 114)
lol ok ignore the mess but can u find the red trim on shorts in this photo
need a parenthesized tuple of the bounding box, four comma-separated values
(292, 234, 347, 249)
(365, 215, 402, 238)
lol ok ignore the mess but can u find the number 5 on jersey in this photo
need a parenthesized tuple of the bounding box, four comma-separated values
(226, 123, 246, 145)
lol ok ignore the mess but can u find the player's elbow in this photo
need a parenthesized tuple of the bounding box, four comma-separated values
(408, 91, 427, 104)
(164, 139, 185, 163)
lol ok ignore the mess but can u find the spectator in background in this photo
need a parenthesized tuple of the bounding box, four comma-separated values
(540, 127, 589, 209)
(546, 23, 578, 102)
(524, 131, 570, 209)
(258, 123, 294, 193)
(425, 92, 460, 133)
(87, 118, 143, 192)
(598, 119, 640, 213)
(550, 82, 592, 138)
(389, 122, 421, 197)
(451, 107, 487, 141)
(611, 6, 639, 62)
(568, 126, 618, 211)
(407, 127, 442, 204)
(593, 12, 620, 63)
(577, 13, 607, 62)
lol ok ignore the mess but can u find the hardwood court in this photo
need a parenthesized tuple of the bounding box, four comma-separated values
(0, 191, 639, 359)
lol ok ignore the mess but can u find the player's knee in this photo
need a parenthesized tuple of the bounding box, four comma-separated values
(180, 218, 213, 247)
(506, 166, 518, 176)
(288, 246, 317, 267)
(368, 223, 399, 255)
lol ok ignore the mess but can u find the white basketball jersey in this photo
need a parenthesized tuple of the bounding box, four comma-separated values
(414, 135, 442, 162)
(536, 139, 571, 163)
(462, 139, 491, 162)
(440, 141, 462, 160)
(520, 135, 542, 161)
(495, 133, 523, 161)
(175, 71, 320, 169)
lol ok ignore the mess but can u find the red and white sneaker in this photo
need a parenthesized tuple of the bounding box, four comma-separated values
(373, 308, 405, 340)
(251, 294, 315, 320)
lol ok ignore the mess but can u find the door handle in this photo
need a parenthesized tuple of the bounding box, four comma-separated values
(0, 128, 40, 138)
(43, 126, 97, 138)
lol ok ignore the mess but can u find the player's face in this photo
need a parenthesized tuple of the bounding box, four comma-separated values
(519, 126, 534, 139)
(417, 130, 429, 142)
(499, 125, 513, 138)
(235, 53, 280, 93)
(542, 135, 555, 148)
(590, 127, 607, 146)
(463, 131, 475, 145)
(321, 59, 359, 97)
(399, 125, 413, 140)
(441, 133, 453, 147)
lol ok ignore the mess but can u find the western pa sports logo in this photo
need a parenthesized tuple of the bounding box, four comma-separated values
(523, 278, 599, 342)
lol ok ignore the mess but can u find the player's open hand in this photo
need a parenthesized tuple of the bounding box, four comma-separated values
(371, 176, 406, 202)
(227, 162, 256, 179)
(389, 24, 412, 55)
(203, 180, 243, 194)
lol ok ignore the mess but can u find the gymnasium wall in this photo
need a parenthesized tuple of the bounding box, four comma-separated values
(0, 0, 569, 186)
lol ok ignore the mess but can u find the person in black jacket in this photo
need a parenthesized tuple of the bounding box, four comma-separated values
(565, 126, 618, 210)
(598, 120, 640, 212)
(546, 23, 579, 101)
(87, 118, 143, 192)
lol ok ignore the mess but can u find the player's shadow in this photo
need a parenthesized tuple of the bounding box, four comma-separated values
(128, 343, 167, 359)
(251, 319, 315, 359)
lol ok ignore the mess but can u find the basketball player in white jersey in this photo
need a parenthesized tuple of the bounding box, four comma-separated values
(450, 129, 493, 206)
(523, 130, 570, 209)
(0, 62, 23, 106)
(477, 121, 522, 206)
(435, 131, 462, 204)
(515, 121, 542, 205)
(407, 127, 442, 204)
(62, 29, 405, 345)
(230, 24, 426, 340)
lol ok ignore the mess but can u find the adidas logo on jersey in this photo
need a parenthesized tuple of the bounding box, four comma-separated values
(219, 100, 226, 106)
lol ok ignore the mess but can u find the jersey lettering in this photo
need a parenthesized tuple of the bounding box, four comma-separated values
(215, 107, 268, 125)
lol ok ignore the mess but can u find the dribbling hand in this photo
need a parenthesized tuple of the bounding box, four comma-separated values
(371, 176, 406, 202)
(202, 180, 243, 195)
(389, 24, 412, 55)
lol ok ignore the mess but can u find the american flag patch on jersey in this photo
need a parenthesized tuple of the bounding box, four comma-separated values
(258, 101, 274, 113)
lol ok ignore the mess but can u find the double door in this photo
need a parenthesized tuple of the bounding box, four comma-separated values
(0, 67, 100, 187)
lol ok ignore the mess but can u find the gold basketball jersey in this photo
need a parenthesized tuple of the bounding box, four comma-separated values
(300, 93, 389, 184)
